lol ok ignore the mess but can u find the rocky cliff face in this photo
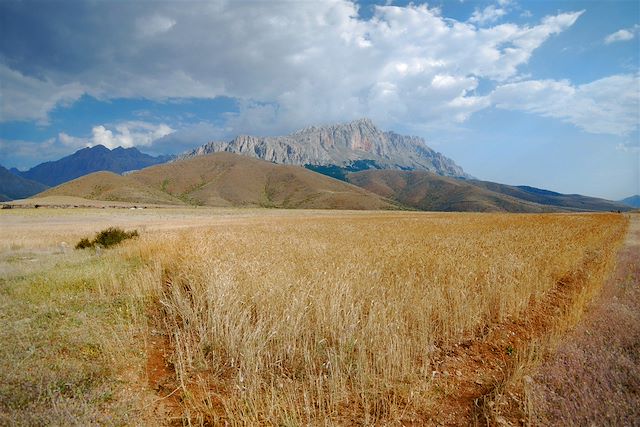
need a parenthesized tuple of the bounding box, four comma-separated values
(181, 118, 468, 177)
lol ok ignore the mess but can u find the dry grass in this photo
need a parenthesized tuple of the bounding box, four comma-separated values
(37, 171, 185, 205)
(527, 215, 640, 426)
(0, 209, 628, 425)
(120, 211, 627, 424)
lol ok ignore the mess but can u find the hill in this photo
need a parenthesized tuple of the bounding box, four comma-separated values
(37, 171, 184, 205)
(619, 195, 640, 208)
(347, 170, 554, 212)
(34, 153, 397, 210)
(180, 118, 467, 177)
(465, 180, 631, 212)
(0, 165, 49, 201)
(17, 145, 171, 187)
(131, 152, 397, 209)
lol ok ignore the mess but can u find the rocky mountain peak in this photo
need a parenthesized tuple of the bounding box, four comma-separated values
(180, 119, 468, 178)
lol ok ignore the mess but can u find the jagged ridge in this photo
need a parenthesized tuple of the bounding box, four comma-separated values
(180, 118, 468, 177)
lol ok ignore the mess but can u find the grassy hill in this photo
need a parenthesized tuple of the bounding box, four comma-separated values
(347, 170, 556, 212)
(37, 171, 185, 205)
(35, 153, 397, 210)
(131, 152, 397, 210)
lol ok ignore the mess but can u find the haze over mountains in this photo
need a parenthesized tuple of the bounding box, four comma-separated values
(619, 195, 640, 208)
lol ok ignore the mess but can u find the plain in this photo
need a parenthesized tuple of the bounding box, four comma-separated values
(0, 207, 632, 425)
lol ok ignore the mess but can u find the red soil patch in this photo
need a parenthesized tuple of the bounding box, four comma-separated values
(145, 335, 183, 424)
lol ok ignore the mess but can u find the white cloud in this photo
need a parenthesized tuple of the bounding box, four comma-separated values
(0, 64, 86, 123)
(492, 74, 640, 136)
(0, 2, 585, 134)
(469, 5, 507, 26)
(604, 25, 639, 44)
(58, 121, 174, 150)
(58, 132, 87, 148)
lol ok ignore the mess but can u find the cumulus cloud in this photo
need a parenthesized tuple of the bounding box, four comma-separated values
(148, 121, 229, 155)
(492, 74, 640, 136)
(0, 1, 585, 134)
(604, 25, 639, 44)
(58, 121, 174, 150)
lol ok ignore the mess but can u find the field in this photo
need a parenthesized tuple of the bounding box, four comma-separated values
(0, 207, 634, 425)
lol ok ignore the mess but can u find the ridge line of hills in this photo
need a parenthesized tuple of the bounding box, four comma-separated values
(1, 118, 635, 212)
(4, 151, 631, 213)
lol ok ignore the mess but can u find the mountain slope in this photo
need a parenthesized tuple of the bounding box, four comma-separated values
(466, 180, 631, 212)
(131, 152, 398, 209)
(181, 118, 467, 177)
(0, 166, 49, 201)
(619, 195, 640, 208)
(37, 171, 185, 205)
(18, 145, 171, 187)
(347, 170, 555, 212)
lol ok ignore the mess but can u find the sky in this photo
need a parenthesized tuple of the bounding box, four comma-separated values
(0, 0, 638, 200)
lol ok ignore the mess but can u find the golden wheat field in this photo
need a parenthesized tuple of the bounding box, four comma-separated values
(0, 208, 630, 425)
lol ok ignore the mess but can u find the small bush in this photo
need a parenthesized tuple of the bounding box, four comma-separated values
(75, 238, 93, 250)
(93, 227, 139, 248)
(75, 227, 139, 250)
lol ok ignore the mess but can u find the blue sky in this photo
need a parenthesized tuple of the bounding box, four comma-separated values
(0, 0, 638, 199)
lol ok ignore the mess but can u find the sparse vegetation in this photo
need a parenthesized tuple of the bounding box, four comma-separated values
(75, 227, 139, 250)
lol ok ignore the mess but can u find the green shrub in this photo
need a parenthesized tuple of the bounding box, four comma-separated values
(93, 227, 138, 248)
(75, 238, 93, 250)
(75, 227, 139, 250)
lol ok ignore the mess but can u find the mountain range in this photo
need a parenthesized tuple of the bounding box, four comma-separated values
(347, 170, 630, 213)
(0, 118, 633, 212)
(0, 166, 49, 201)
(180, 118, 467, 177)
(619, 195, 640, 208)
(12, 145, 171, 187)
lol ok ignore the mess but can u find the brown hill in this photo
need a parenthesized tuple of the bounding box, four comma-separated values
(37, 171, 185, 205)
(466, 180, 631, 212)
(347, 170, 556, 213)
(130, 152, 397, 210)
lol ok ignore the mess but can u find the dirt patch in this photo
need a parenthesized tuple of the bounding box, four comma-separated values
(145, 334, 183, 425)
